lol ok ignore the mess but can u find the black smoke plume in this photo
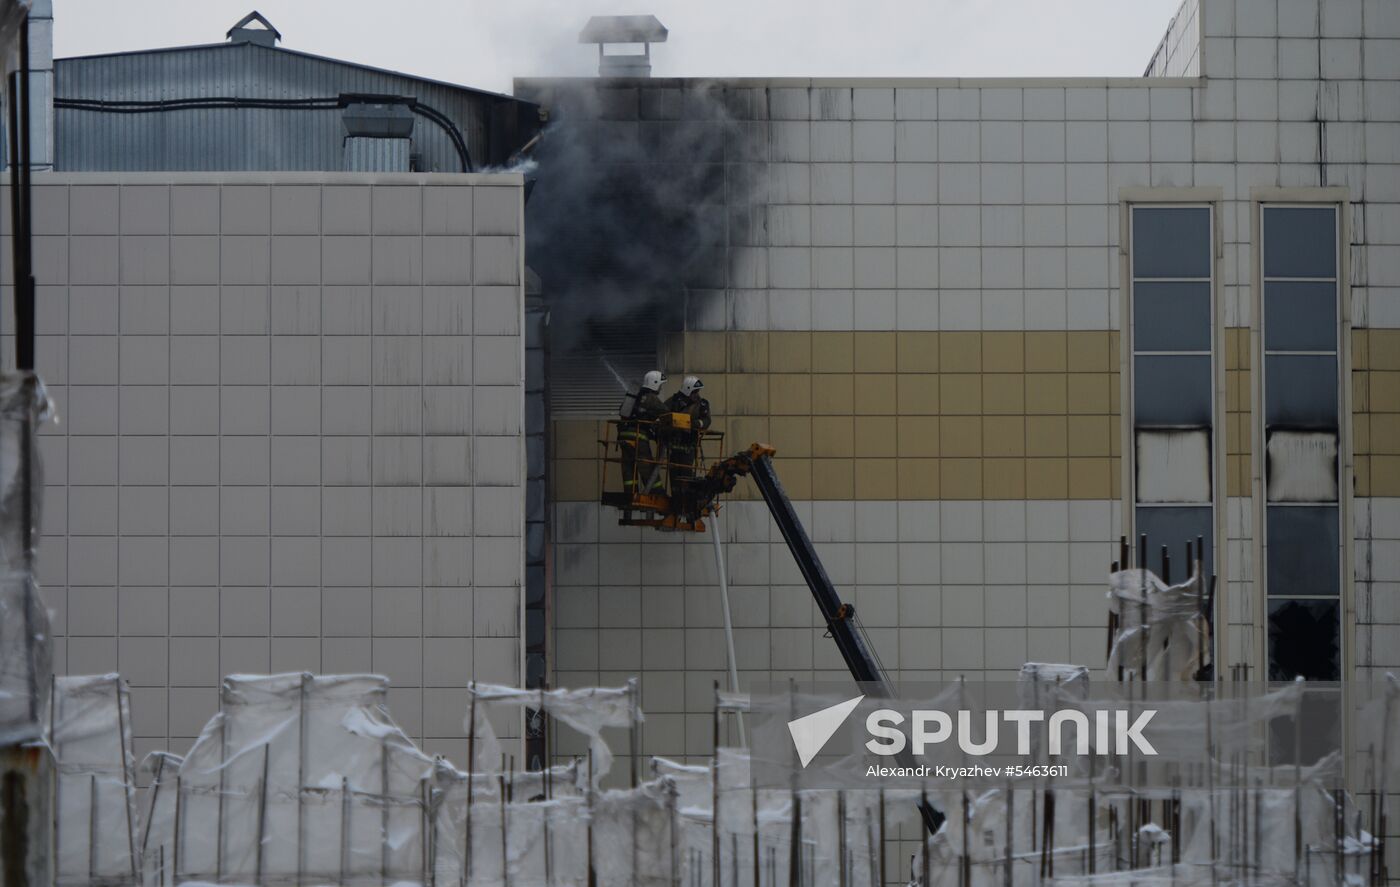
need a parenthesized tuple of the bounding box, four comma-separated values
(515, 79, 761, 357)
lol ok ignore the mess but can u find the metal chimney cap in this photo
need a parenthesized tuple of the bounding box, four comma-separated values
(227, 10, 282, 47)
(578, 15, 668, 45)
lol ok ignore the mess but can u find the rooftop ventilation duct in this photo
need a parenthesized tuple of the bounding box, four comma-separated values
(578, 15, 667, 77)
(341, 99, 415, 171)
(341, 100, 416, 139)
(226, 10, 281, 47)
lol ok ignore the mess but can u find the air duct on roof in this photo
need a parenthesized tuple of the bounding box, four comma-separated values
(341, 100, 415, 171)
(578, 15, 667, 78)
(226, 10, 281, 47)
(341, 100, 415, 139)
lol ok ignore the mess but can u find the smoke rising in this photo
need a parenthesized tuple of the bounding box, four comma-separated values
(515, 79, 758, 358)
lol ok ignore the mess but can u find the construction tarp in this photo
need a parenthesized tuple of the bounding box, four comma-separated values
(0, 372, 52, 746)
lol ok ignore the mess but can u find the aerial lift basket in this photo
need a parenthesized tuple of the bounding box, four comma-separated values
(600, 413, 725, 531)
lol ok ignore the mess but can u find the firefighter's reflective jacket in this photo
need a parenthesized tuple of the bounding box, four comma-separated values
(664, 392, 711, 430)
(618, 389, 667, 492)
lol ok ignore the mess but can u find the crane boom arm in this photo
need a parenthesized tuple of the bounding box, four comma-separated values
(747, 454, 889, 686)
(701, 445, 945, 833)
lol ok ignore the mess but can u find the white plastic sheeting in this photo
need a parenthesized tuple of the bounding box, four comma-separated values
(659, 747, 892, 887)
(0, 372, 52, 746)
(1356, 672, 1400, 809)
(130, 676, 670, 887)
(1036, 680, 1320, 771)
(1106, 569, 1209, 683)
(140, 673, 437, 887)
(919, 775, 1373, 887)
(26, 670, 1385, 887)
(467, 681, 641, 786)
(51, 674, 140, 887)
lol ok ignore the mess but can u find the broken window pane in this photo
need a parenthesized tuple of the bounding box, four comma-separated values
(1264, 280, 1337, 351)
(1266, 505, 1340, 596)
(1134, 281, 1211, 352)
(1134, 355, 1212, 425)
(1135, 505, 1214, 580)
(1263, 206, 1336, 280)
(1267, 599, 1340, 681)
(1131, 207, 1211, 279)
(1264, 355, 1337, 427)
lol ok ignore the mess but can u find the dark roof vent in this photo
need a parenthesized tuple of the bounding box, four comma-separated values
(578, 15, 667, 78)
(341, 100, 416, 139)
(227, 11, 282, 47)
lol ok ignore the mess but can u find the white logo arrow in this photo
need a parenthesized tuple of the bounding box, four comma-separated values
(787, 695, 865, 768)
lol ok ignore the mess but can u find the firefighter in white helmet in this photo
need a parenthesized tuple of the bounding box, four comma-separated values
(664, 375, 711, 430)
(618, 370, 668, 495)
(663, 375, 711, 509)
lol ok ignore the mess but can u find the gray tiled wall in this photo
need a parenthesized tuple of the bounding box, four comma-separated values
(4, 173, 526, 765)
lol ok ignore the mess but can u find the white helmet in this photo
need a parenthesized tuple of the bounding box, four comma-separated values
(680, 375, 704, 397)
(642, 369, 666, 392)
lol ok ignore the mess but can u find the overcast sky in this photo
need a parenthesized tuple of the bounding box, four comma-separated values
(53, 0, 1186, 96)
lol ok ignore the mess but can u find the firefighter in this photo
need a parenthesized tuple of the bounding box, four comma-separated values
(664, 375, 711, 430)
(663, 375, 710, 519)
(618, 370, 667, 496)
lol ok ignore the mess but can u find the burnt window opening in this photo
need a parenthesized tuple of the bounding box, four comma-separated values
(1260, 204, 1343, 682)
(1128, 205, 1216, 612)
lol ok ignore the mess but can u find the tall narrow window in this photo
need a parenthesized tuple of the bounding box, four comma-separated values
(1261, 205, 1342, 682)
(1130, 205, 1215, 582)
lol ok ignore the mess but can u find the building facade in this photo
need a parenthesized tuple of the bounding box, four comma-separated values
(0, 0, 1395, 797)
(3, 173, 527, 764)
(525, 0, 1400, 771)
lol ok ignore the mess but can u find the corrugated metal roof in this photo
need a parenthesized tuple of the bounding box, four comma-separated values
(54, 41, 537, 172)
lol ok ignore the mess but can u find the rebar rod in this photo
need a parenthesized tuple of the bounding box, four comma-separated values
(752, 762, 760, 887)
(587, 750, 597, 887)
(298, 673, 309, 886)
(88, 774, 97, 884)
(466, 687, 477, 883)
(500, 775, 510, 887)
(877, 788, 885, 887)
(172, 775, 182, 884)
(1002, 782, 1012, 887)
(114, 678, 138, 880)
(216, 704, 227, 881)
(139, 753, 165, 865)
(256, 743, 270, 883)
(50, 676, 60, 877)
(668, 781, 678, 887)
(340, 776, 350, 886)
(837, 791, 846, 887)
(712, 680, 720, 887)
(381, 739, 390, 885)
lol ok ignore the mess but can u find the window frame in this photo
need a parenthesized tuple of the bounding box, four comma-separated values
(1120, 193, 1225, 671)
(1255, 200, 1348, 683)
